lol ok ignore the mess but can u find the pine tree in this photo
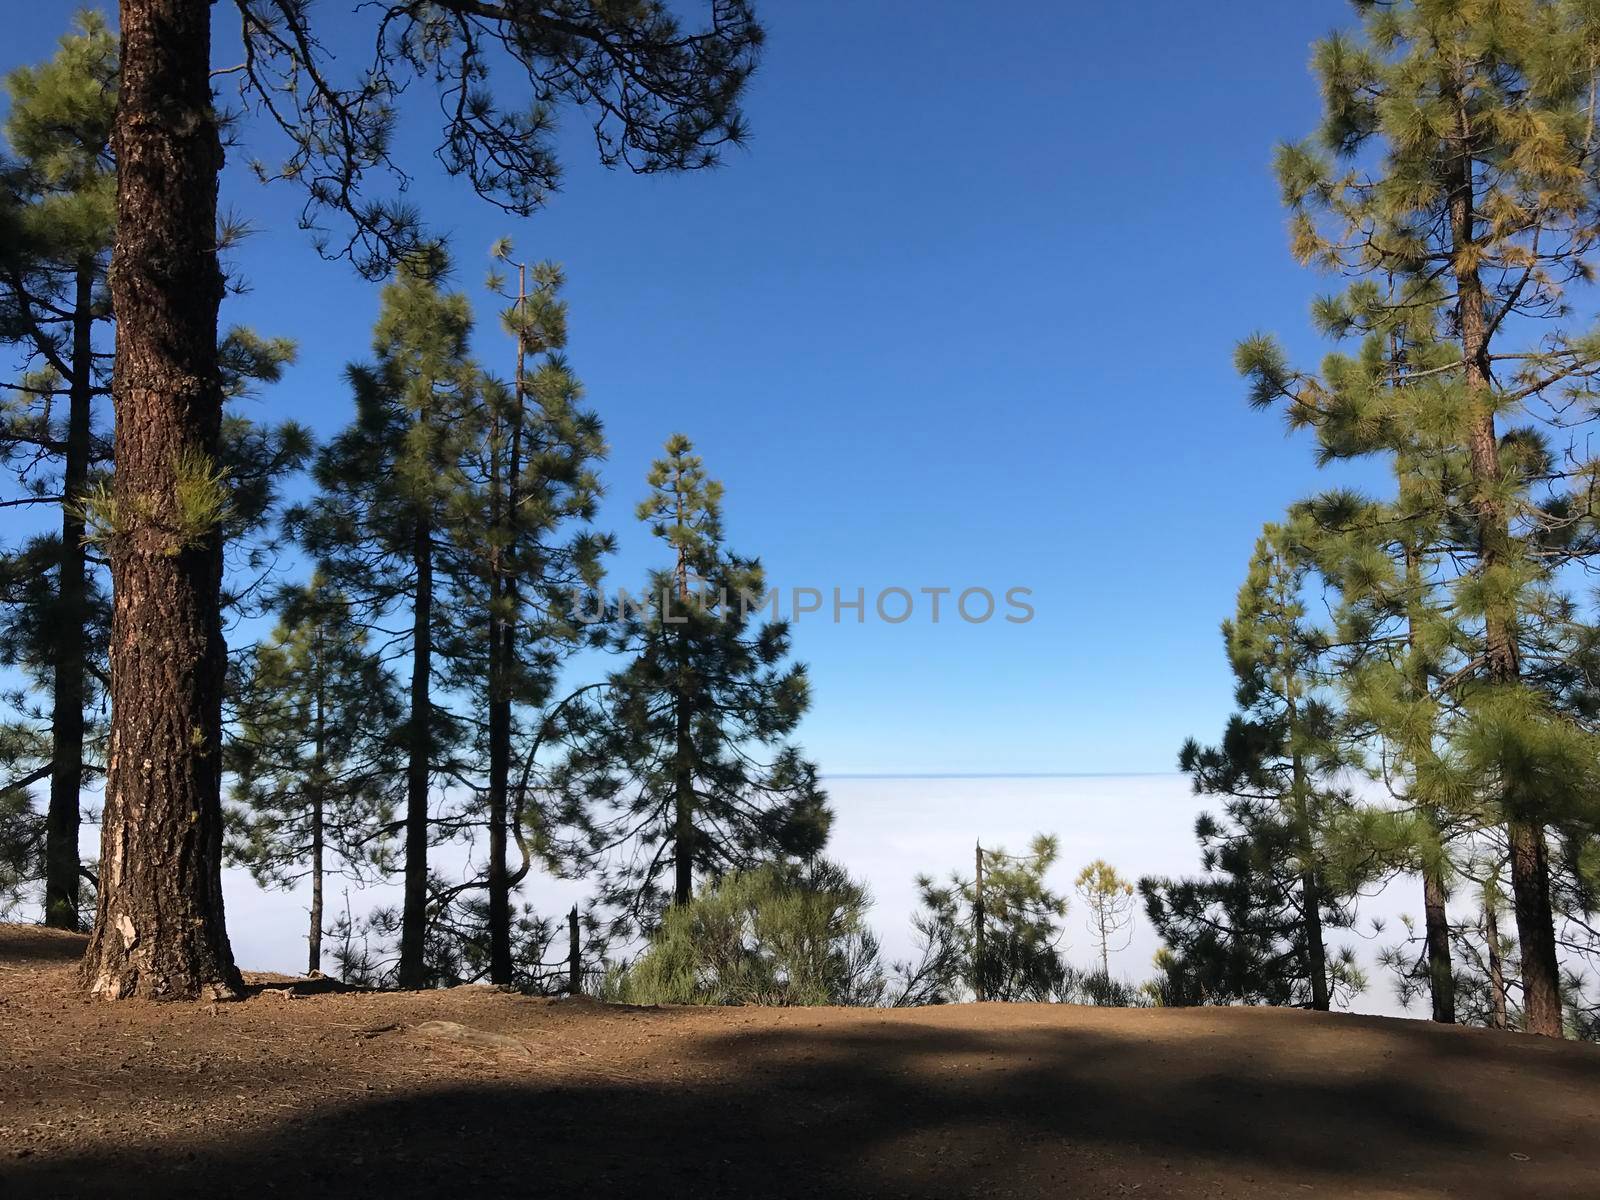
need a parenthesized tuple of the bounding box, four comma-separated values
(1147, 524, 1364, 1011)
(1142, 799, 1367, 1009)
(908, 835, 1068, 1003)
(89, 0, 760, 998)
(562, 435, 829, 928)
(226, 578, 402, 974)
(0, 16, 304, 942)
(0, 13, 115, 930)
(1236, 0, 1600, 1035)
(292, 252, 478, 989)
(1298, 471, 1470, 1024)
(437, 243, 608, 985)
(1075, 860, 1136, 980)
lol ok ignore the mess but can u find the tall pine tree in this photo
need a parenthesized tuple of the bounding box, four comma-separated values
(1, 15, 304, 939)
(226, 577, 403, 974)
(561, 435, 829, 929)
(1146, 523, 1364, 1011)
(87, 0, 760, 998)
(0, 13, 115, 930)
(292, 252, 478, 988)
(438, 243, 608, 985)
(1236, 0, 1600, 1035)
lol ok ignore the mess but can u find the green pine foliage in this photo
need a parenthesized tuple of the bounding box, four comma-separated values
(1234, 0, 1600, 1035)
(0, 16, 304, 926)
(559, 435, 830, 930)
(0, 12, 116, 927)
(908, 834, 1070, 1003)
(1141, 799, 1366, 1009)
(225, 578, 404, 973)
(290, 250, 481, 987)
(1147, 524, 1366, 1010)
(604, 860, 884, 1006)
(0, 10, 115, 292)
(438, 246, 611, 984)
(290, 246, 617, 988)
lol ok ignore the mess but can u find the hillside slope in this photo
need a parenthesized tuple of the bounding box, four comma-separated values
(1, 924, 1597, 1198)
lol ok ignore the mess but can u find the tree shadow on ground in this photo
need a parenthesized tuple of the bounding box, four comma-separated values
(7, 1005, 1597, 1198)
(0, 925, 86, 964)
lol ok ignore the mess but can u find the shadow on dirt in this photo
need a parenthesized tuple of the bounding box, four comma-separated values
(0, 925, 86, 965)
(8, 1009, 1586, 1199)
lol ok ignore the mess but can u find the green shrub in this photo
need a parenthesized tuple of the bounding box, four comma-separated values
(605, 860, 885, 1006)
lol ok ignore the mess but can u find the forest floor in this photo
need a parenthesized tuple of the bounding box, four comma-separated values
(2, 925, 1598, 1199)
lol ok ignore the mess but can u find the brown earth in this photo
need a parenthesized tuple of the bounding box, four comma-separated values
(1, 924, 1597, 1199)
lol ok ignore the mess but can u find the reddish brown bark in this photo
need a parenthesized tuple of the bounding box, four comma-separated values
(1446, 82, 1562, 1037)
(78, 0, 240, 1000)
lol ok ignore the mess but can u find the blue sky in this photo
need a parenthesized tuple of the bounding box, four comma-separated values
(6, 0, 1379, 775)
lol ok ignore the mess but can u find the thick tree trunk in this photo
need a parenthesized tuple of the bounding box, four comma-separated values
(1422, 858, 1456, 1024)
(79, 0, 239, 999)
(1508, 821, 1561, 1035)
(398, 516, 432, 988)
(1447, 87, 1562, 1037)
(44, 259, 94, 931)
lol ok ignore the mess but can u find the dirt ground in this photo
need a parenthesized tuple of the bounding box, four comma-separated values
(2, 925, 1598, 1199)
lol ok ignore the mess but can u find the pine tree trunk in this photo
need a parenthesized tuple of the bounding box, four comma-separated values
(79, 0, 239, 999)
(486, 426, 512, 985)
(567, 905, 580, 995)
(1447, 85, 1562, 1037)
(1508, 821, 1561, 1034)
(1485, 893, 1509, 1030)
(673, 688, 693, 907)
(672, 540, 694, 908)
(1288, 741, 1330, 1011)
(1405, 547, 1454, 1025)
(1301, 865, 1330, 1011)
(399, 516, 432, 988)
(486, 681, 511, 983)
(1422, 858, 1456, 1024)
(972, 842, 986, 1002)
(309, 790, 324, 975)
(44, 258, 94, 931)
(309, 645, 325, 975)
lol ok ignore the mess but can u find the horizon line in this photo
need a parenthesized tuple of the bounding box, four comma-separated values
(819, 771, 1185, 780)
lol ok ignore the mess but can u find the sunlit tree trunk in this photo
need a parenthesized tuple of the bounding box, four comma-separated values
(1445, 87, 1561, 1035)
(79, 0, 239, 999)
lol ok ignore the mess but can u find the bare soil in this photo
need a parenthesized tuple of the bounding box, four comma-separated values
(2, 924, 1597, 1198)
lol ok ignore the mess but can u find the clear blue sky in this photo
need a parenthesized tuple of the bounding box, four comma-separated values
(6, 0, 1380, 775)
